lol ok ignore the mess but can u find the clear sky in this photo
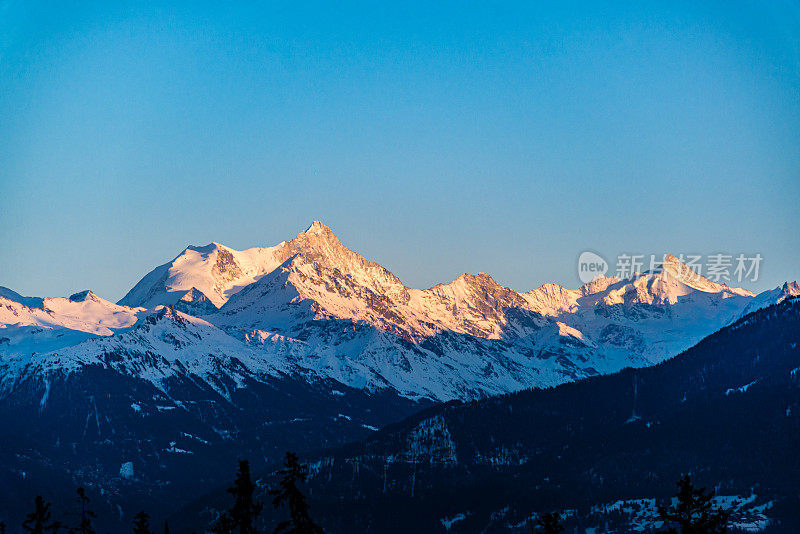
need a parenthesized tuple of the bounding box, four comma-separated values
(1, 0, 798, 299)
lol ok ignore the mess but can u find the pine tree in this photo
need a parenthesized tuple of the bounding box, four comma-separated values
(163, 520, 170, 534)
(211, 460, 263, 534)
(132, 511, 152, 534)
(658, 475, 729, 534)
(270, 452, 323, 534)
(22, 495, 59, 534)
(74, 487, 97, 534)
(535, 512, 564, 534)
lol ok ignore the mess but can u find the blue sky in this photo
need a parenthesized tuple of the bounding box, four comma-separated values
(1, 0, 798, 299)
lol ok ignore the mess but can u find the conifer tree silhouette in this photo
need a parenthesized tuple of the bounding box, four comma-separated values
(270, 452, 323, 534)
(211, 460, 263, 534)
(163, 520, 170, 534)
(22, 495, 59, 534)
(132, 511, 152, 534)
(74, 487, 97, 534)
(658, 475, 729, 533)
(535, 512, 564, 534)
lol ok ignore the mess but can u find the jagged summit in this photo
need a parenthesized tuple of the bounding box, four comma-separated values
(68, 289, 97, 302)
(433, 271, 504, 290)
(184, 242, 223, 254)
(462, 271, 497, 283)
(432, 272, 524, 309)
(304, 220, 332, 235)
(280, 221, 349, 260)
(782, 280, 800, 293)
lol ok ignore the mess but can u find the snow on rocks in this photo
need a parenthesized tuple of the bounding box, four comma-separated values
(120, 462, 134, 479)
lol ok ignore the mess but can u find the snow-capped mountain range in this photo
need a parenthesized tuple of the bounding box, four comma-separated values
(1, 221, 797, 528)
(2, 221, 797, 402)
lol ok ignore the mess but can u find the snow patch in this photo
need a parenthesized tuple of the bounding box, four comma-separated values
(726, 380, 758, 395)
(441, 513, 468, 530)
(120, 461, 134, 479)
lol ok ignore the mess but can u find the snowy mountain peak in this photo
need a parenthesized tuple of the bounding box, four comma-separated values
(449, 271, 501, 288)
(733, 280, 799, 322)
(304, 220, 331, 235)
(178, 287, 213, 302)
(141, 304, 198, 327)
(658, 253, 701, 279)
(283, 221, 343, 257)
(579, 275, 620, 296)
(184, 242, 222, 255)
(658, 253, 753, 296)
(68, 290, 97, 302)
(781, 281, 800, 295)
(278, 223, 410, 300)
(119, 240, 284, 310)
(172, 287, 218, 315)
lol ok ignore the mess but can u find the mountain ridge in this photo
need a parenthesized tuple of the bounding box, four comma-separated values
(2, 221, 795, 402)
(116, 222, 758, 312)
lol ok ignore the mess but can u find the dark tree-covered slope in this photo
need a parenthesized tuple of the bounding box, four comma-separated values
(224, 298, 800, 533)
